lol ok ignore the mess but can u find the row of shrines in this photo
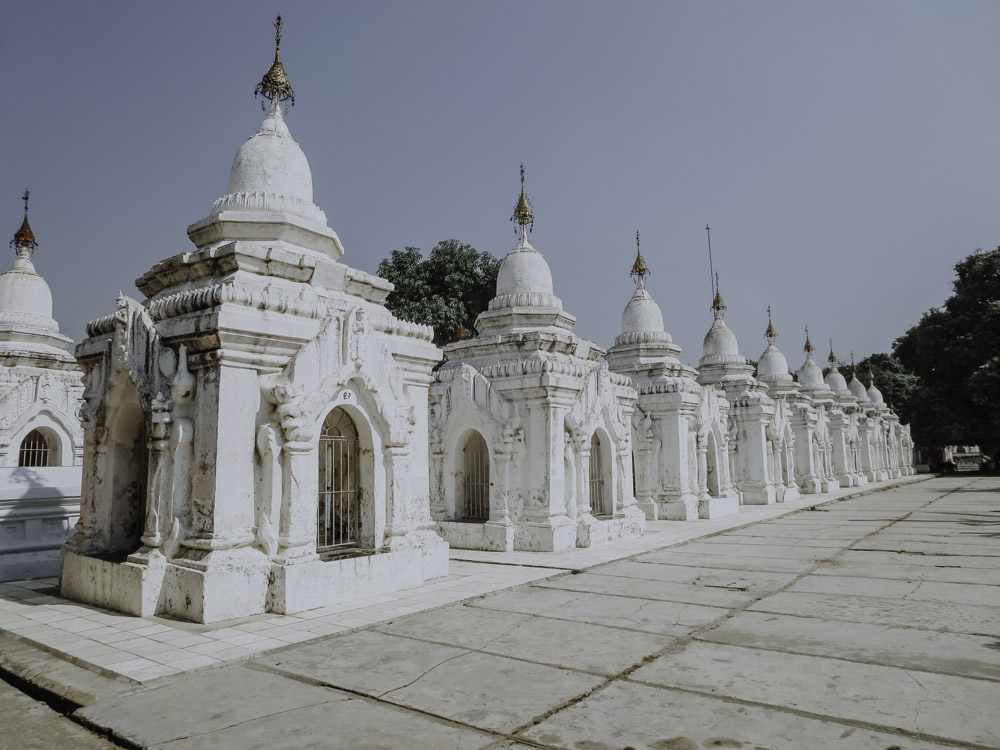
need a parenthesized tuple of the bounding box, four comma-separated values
(0, 28, 914, 621)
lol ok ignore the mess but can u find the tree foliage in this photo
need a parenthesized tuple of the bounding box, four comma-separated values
(893, 246, 1000, 452)
(835, 353, 921, 425)
(377, 239, 501, 347)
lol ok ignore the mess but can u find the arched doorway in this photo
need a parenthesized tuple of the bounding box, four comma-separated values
(706, 431, 720, 497)
(460, 431, 490, 521)
(318, 408, 361, 550)
(589, 433, 612, 517)
(108, 403, 147, 555)
(18, 429, 53, 467)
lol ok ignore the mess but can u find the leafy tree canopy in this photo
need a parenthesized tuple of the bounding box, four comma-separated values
(833, 353, 921, 425)
(893, 246, 1000, 452)
(377, 239, 501, 347)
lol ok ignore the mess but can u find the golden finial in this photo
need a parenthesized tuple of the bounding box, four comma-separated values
(10, 189, 37, 256)
(828, 339, 838, 365)
(711, 272, 725, 317)
(868, 366, 875, 388)
(255, 15, 295, 110)
(510, 162, 533, 235)
(630, 230, 649, 286)
(765, 305, 776, 342)
(804, 325, 814, 354)
(850, 351, 857, 376)
(456, 323, 468, 341)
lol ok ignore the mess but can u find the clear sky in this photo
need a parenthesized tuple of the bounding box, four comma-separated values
(3, 1, 998, 367)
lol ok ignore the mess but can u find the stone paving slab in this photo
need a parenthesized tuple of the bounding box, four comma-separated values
(532, 571, 759, 608)
(699, 609, 1000, 680)
(378, 650, 604, 733)
(635, 549, 817, 573)
(835, 548, 1000, 569)
(0, 676, 117, 750)
(77, 666, 343, 747)
(630, 640, 1000, 747)
(153, 693, 496, 750)
(587, 559, 800, 593)
(749, 589, 1000, 635)
(789, 572, 1000, 606)
(811, 558, 1000, 585)
(520, 679, 956, 750)
(381, 604, 669, 676)
(255, 629, 468, 696)
(467, 585, 728, 635)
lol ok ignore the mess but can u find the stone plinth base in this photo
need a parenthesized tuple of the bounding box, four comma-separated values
(636, 496, 660, 521)
(575, 511, 645, 548)
(778, 485, 801, 504)
(796, 477, 822, 494)
(698, 493, 740, 519)
(660, 494, 699, 521)
(268, 541, 449, 615)
(741, 484, 777, 505)
(63, 539, 450, 623)
(515, 518, 577, 552)
(435, 520, 514, 552)
(821, 478, 841, 492)
(61, 549, 166, 618)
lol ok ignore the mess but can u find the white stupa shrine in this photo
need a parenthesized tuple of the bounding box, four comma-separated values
(0, 193, 84, 581)
(61, 18, 447, 623)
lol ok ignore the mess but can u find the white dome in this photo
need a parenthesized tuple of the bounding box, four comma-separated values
(848, 374, 869, 402)
(621, 286, 664, 334)
(867, 382, 884, 405)
(797, 355, 825, 390)
(228, 103, 313, 203)
(757, 343, 792, 382)
(702, 317, 741, 362)
(0, 256, 55, 322)
(825, 368, 849, 395)
(495, 241, 554, 298)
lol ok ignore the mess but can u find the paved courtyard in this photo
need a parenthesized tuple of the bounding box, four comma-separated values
(2, 474, 998, 749)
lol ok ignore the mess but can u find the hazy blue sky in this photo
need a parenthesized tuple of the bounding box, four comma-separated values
(4, 1, 998, 367)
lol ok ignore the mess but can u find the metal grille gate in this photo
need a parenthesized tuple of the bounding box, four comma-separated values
(589, 433, 609, 516)
(18, 429, 51, 468)
(462, 432, 490, 520)
(318, 408, 361, 549)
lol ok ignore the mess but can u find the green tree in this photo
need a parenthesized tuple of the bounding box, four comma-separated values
(893, 246, 1000, 454)
(377, 240, 501, 347)
(835, 353, 921, 424)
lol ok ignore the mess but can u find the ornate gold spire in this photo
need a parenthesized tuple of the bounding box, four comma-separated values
(765, 305, 776, 342)
(630, 230, 649, 287)
(850, 351, 857, 376)
(711, 273, 725, 318)
(828, 339, 838, 365)
(510, 163, 533, 237)
(868, 366, 875, 388)
(803, 325, 814, 354)
(255, 15, 295, 108)
(10, 190, 37, 257)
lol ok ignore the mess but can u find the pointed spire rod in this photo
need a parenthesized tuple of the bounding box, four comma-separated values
(828, 338, 838, 365)
(255, 15, 295, 109)
(630, 229, 649, 287)
(851, 351, 857, 375)
(705, 224, 715, 301)
(868, 366, 876, 388)
(804, 325, 814, 354)
(10, 189, 38, 256)
(511, 162, 534, 240)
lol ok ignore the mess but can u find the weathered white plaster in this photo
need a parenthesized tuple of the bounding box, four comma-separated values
(0, 237, 84, 581)
(61, 77, 446, 622)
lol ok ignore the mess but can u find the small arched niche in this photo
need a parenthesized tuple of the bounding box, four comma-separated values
(457, 430, 490, 521)
(108, 402, 148, 556)
(589, 432, 613, 517)
(18, 428, 58, 467)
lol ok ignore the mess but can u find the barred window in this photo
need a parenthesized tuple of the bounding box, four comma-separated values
(18, 429, 51, 468)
